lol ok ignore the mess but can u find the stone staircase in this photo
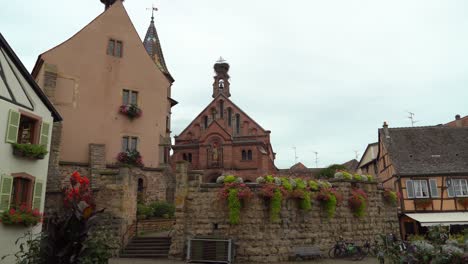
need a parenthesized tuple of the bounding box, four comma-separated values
(120, 236, 171, 259)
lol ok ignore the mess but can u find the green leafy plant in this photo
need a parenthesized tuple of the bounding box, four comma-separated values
(353, 174, 363, 181)
(291, 178, 312, 211)
(79, 229, 119, 264)
(258, 183, 288, 223)
(348, 188, 368, 218)
(0, 231, 44, 263)
(280, 177, 293, 192)
(308, 180, 319, 191)
(149, 201, 175, 218)
(218, 177, 253, 224)
(12, 143, 48, 159)
(342, 171, 353, 180)
(137, 203, 153, 219)
(223, 175, 237, 183)
(383, 188, 398, 206)
(316, 188, 342, 218)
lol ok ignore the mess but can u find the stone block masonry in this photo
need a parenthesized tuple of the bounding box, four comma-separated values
(169, 163, 399, 263)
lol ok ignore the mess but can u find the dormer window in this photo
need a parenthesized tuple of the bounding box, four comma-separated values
(107, 39, 123, 58)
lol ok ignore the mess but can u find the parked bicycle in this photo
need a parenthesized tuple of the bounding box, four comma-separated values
(328, 237, 369, 261)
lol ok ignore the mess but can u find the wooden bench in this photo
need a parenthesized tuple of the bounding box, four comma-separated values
(291, 246, 323, 261)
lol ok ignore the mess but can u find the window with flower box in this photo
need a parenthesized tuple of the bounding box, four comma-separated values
(0, 173, 43, 213)
(123, 89, 138, 106)
(406, 179, 439, 199)
(122, 136, 138, 152)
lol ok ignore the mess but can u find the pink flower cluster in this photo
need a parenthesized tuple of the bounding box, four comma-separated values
(316, 188, 343, 204)
(119, 104, 142, 119)
(117, 151, 144, 167)
(218, 183, 253, 200)
(258, 183, 288, 199)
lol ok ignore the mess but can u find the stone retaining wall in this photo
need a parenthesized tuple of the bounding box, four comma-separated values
(169, 163, 399, 263)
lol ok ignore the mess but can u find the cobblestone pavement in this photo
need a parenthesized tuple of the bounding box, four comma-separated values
(110, 257, 379, 264)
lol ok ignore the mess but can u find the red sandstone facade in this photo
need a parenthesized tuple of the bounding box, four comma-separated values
(172, 60, 277, 182)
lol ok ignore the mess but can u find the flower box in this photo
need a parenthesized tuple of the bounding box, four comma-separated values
(119, 104, 142, 119)
(1, 205, 42, 227)
(12, 143, 48, 160)
(117, 151, 144, 167)
(414, 198, 432, 209)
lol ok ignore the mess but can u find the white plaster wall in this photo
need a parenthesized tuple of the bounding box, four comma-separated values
(0, 93, 54, 262)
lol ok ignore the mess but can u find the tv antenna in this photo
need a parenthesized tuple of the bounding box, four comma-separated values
(312, 151, 319, 168)
(354, 150, 359, 160)
(407, 111, 419, 127)
(292, 147, 298, 164)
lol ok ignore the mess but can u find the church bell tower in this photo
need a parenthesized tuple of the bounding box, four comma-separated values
(212, 57, 231, 98)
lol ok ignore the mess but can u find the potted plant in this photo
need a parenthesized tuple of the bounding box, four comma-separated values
(0, 204, 42, 227)
(117, 150, 144, 167)
(217, 175, 253, 224)
(11, 143, 48, 160)
(290, 178, 312, 211)
(119, 104, 142, 119)
(348, 188, 368, 218)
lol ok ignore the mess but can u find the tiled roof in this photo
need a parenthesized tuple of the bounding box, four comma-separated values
(342, 159, 359, 173)
(380, 126, 468, 175)
(143, 17, 172, 81)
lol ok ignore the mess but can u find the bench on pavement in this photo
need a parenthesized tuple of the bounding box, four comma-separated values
(291, 246, 323, 261)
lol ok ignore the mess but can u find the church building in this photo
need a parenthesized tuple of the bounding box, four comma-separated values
(172, 59, 277, 182)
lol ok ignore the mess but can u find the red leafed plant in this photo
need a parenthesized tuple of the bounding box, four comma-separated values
(63, 171, 95, 211)
(348, 188, 368, 218)
(0, 203, 42, 226)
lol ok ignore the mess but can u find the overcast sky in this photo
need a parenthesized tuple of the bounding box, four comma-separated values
(2, 0, 468, 169)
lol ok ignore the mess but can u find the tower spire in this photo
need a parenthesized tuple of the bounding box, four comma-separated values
(143, 6, 173, 82)
(212, 57, 231, 98)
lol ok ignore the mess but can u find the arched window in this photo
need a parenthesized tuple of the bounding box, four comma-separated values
(137, 178, 144, 193)
(203, 116, 208, 129)
(235, 114, 240, 134)
(219, 79, 224, 89)
(219, 101, 224, 118)
(183, 153, 187, 161)
(242, 150, 247, 161)
(211, 109, 216, 121)
(188, 153, 193, 163)
(247, 150, 253, 160)
(228, 108, 232, 127)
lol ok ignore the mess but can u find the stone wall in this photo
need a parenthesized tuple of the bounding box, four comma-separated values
(169, 163, 399, 263)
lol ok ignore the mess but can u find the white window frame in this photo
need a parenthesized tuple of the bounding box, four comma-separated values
(451, 179, 468, 197)
(413, 180, 430, 198)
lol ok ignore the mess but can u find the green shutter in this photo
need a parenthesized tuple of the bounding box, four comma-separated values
(5, 109, 20, 143)
(0, 175, 13, 212)
(32, 180, 44, 211)
(39, 122, 51, 146)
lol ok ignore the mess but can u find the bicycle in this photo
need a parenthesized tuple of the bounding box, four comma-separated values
(328, 237, 363, 261)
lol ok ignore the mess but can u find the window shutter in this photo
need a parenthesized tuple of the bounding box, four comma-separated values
(39, 122, 51, 146)
(406, 180, 414, 198)
(32, 180, 44, 211)
(0, 175, 13, 212)
(5, 109, 20, 143)
(446, 179, 454, 197)
(429, 179, 439, 197)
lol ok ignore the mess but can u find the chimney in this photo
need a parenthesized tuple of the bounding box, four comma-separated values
(382, 121, 390, 139)
(455, 114, 462, 127)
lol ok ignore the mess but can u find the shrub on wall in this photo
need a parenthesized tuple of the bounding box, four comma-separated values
(149, 201, 175, 218)
(12, 143, 48, 159)
(316, 188, 342, 218)
(318, 164, 347, 178)
(257, 176, 288, 223)
(290, 178, 312, 211)
(383, 188, 398, 206)
(218, 176, 253, 224)
(348, 188, 368, 218)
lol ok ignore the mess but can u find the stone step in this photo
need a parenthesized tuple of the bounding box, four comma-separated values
(125, 244, 170, 249)
(122, 249, 170, 254)
(131, 237, 171, 241)
(119, 253, 168, 258)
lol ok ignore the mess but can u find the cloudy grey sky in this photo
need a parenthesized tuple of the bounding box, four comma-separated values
(2, 0, 468, 169)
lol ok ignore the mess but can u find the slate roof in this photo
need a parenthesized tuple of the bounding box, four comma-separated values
(143, 16, 173, 82)
(342, 159, 359, 173)
(380, 126, 468, 175)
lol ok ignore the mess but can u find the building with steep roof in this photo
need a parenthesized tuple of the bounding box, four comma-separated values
(0, 33, 61, 262)
(376, 123, 468, 238)
(357, 142, 378, 176)
(445, 114, 468, 127)
(32, 0, 176, 208)
(172, 60, 277, 182)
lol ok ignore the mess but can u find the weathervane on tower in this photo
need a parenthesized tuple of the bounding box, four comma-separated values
(147, 4, 158, 21)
